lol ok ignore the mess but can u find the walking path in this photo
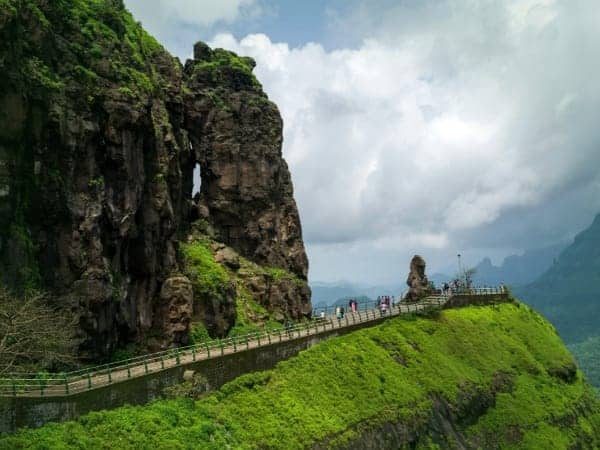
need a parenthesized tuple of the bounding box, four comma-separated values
(0, 288, 506, 398)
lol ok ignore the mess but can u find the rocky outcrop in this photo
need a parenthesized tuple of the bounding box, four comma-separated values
(405, 255, 431, 302)
(184, 42, 309, 279)
(182, 224, 311, 338)
(0, 0, 310, 358)
(154, 276, 194, 348)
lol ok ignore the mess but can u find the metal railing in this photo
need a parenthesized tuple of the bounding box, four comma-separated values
(0, 287, 506, 397)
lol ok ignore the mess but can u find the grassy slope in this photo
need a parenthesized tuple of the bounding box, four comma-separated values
(1, 303, 599, 449)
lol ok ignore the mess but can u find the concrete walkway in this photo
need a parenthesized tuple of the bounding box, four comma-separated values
(0, 289, 505, 398)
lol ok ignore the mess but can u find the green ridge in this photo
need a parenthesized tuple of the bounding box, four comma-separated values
(2, 303, 598, 449)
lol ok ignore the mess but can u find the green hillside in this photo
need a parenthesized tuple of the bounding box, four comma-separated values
(516, 214, 600, 344)
(2, 303, 599, 449)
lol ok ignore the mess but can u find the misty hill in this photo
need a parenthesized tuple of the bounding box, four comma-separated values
(311, 281, 403, 306)
(472, 243, 566, 287)
(516, 214, 600, 344)
(312, 296, 371, 311)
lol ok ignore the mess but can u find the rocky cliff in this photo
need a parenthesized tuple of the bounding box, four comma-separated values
(0, 0, 310, 358)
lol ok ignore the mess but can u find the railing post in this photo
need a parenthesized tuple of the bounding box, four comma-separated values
(278, 329, 282, 342)
(108, 367, 112, 383)
(267, 332, 272, 345)
(63, 374, 69, 395)
(245, 334, 250, 350)
(160, 357, 165, 370)
(176, 349, 181, 365)
(192, 347, 197, 361)
(233, 338, 237, 352)
(218, 339, 224, 356)
(257, 332, 262, 346)
(87, 372, 92, 389)
(144, 360, 149, 374)
(127, 363, 132, 378)
(39, 378, 44, 397)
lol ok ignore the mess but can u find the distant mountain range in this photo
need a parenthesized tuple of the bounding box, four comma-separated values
(472, 243, 566, 287)
(516, 214, 600, 344)
(310, 282, 403, 307)
(311, 242, 566, 307)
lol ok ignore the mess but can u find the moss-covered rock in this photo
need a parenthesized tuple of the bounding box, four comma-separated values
(182, 223, 310, 338)
(2, 303, 598, 449)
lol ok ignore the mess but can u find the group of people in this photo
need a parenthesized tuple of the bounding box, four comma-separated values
(318, 294, 401, 322)
(332, 298, 360, 321)
(376, 295, 394, 316)
(441, 279, 471, 295)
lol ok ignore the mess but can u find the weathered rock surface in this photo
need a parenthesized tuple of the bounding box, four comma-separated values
(155, 276, 194, 348)
(184, 42, 309, 279)
(405, 255, 431, 302)
(182, 224, 311, 338)
(0, 1, 310, 358)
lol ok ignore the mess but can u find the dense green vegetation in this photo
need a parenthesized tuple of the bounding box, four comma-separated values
(181, 240, 230, 300)
(183, 224, 302, 338)
(191, 47, 261, 91)
(2, 303, 598, 449)
(8, 0, 169, 101)
(569, 336, 600, 390)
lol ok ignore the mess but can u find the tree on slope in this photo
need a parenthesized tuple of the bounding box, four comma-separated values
(0, 287, 77, 374)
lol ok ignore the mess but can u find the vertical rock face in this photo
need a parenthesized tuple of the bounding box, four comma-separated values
(0, 1, 310, 358)
(156, 276, 194, 346)
(406, 255, 431, 301)
(184, 42, 309, 279)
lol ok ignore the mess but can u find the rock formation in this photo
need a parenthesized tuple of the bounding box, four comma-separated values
(0, 0, 310, 358)
(185, 42, 309, 279)
(405, 255, 432, 302)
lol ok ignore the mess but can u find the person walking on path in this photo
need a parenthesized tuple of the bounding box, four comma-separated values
(348, 299, 357, 313)
(336, 305, 344, 323)
(380, 298, 388, 316)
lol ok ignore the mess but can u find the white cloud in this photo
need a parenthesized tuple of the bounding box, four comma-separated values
(206, 0, 600, 282)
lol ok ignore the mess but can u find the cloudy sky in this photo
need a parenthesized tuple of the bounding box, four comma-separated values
(126, 0, 600, 284)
